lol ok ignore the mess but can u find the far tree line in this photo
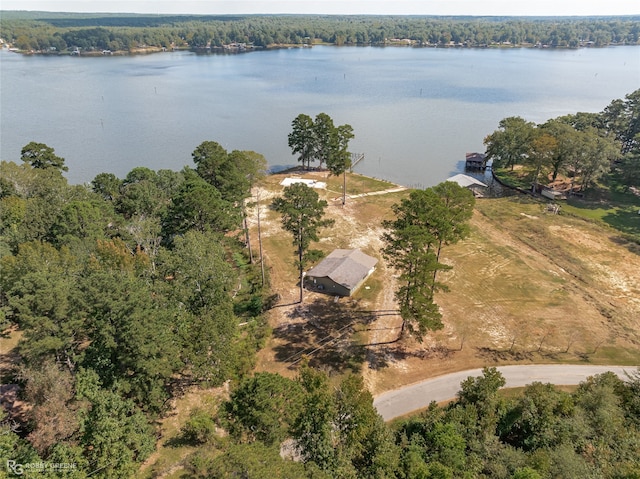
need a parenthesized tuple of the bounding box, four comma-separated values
(2, 12, 639, 53)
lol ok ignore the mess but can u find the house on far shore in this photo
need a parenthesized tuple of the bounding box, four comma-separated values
(305, 249, 378, 297)
(465, 152, 487, 169)
(446, 173, 488, 197)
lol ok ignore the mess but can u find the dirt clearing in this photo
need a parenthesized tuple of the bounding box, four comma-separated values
(250, 173, 640, 395)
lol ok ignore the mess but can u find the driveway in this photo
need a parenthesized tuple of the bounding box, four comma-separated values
(373, 364, 638, 421)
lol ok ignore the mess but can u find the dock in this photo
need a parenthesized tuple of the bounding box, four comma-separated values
(465, 152, 487, 170)
(350, 153, 365, 171)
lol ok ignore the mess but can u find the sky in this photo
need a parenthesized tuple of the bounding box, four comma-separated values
(1, 0, 638, 16)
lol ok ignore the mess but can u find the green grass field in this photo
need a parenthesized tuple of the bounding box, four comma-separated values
(494, 168, 640, 242)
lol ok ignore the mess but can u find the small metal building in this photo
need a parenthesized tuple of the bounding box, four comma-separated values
(305, 249, 378, 297)
(446, 173, 488, 197)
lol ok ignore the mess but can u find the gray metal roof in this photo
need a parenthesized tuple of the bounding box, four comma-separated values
(306, 249, 378, 290)
(446, 173, 488, 188)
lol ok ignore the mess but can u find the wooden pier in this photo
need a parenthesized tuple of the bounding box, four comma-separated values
(350, 153, 365, 171)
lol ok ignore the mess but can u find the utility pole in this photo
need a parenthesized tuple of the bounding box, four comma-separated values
(256, 189, 265, 286)
(243, 201, 254, 264)
(342, 169, 347, 206)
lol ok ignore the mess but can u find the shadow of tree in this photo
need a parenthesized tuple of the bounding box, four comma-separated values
(609, 235, 640, 255)
(164, 433, 195, 448)
(602, 208, 640, 240)
(475, 347, 534, 362)
(272, 295, 459, 374)
(364, 343, 455, 371)
(272, 297, 373, 374)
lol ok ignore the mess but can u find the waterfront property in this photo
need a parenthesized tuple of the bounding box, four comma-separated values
(305, 249, 378, 296)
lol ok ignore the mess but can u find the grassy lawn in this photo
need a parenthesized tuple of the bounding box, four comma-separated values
(564, 195, 640, 241)
(493, 167, 640, 242)
(493, 167, 533, 190)
(266, 168, 398, 197)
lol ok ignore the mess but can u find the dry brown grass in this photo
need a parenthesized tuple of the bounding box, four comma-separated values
(251, 173, 640, 395)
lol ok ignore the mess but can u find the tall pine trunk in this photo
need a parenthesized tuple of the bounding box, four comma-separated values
(298, 232, 304, 303)
(342, 169, 347, 206)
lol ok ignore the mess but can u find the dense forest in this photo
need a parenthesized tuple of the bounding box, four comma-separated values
(1, 12, 639, 53)
(0, 142, 273, 477)
(0, 88, 639, 476)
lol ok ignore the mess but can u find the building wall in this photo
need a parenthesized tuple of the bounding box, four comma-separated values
(306, 276, 350, 296)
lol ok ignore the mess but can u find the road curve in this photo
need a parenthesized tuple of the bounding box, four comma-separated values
(373, 364, 639, 421)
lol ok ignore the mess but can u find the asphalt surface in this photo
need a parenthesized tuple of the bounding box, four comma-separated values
(373, 364, 639, 421)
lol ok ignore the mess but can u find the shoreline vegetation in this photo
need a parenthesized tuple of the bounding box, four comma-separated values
(1, 12, 639, 56)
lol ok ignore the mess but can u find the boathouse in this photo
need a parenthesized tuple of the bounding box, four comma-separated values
(305, 249, 378, 297)
(465, 152, 486, 169)
(446, 173, 488, 197)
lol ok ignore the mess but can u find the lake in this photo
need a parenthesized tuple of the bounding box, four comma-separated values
(1, 45, 639, 186)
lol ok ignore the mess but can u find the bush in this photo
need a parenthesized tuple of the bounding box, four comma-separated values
(181, 409, 216, 444)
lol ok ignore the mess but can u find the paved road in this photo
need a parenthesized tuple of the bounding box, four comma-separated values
(373, 364, 638, 421)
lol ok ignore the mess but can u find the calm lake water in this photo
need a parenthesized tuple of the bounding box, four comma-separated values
(1, 46, 639, 186)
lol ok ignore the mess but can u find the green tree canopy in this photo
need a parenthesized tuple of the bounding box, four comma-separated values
(271, 183, 333, 303)
(1, 241, 83, 367)
(483, 117, 535, 171)
(288, 113, 354, 183)
(382, 183, 474, 341)
(192, 141, 266, 204)
(222, 372, 305, 445)
(157, 230, 240, 384)
(602, 89, 640, 154)
(75, 369, 155, 479)
(79, 267, 180, 413)
(91, 172, 122, 201)
(48, 199, 116, 249)
(288, 113, 316, 169)
(20, 141, 68, 172)
(162, 171, 238, 238)
(326, 122, 355, 206)
(184, 442, 313, 479)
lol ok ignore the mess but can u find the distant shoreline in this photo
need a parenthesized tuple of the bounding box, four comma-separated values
(5, 41, 638, 58)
